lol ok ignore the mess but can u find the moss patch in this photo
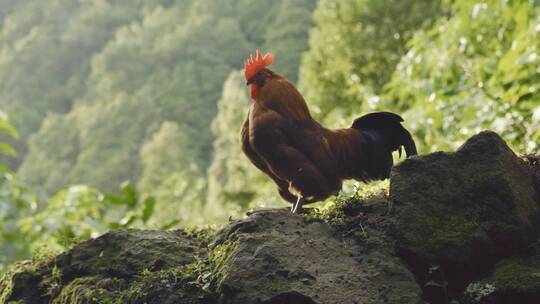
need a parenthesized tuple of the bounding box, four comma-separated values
(391, 132, 540, 267)
(1, 229, 220, 304)
(489, 257, 540, 292)
(306, 180, 390, 225)
(0, 248, 58, 303)
(52, 276, 126, 304)
(305, 180, 396, 251)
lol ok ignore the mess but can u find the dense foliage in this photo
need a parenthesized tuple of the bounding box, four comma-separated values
(299, 0, 446, 125)
(15, 0, 315, 196)
(1, 0, 539, 272)
(384, 0, 540, 153)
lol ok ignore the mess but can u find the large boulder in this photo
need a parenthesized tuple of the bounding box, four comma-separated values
(211, 210, 420, 304)
(463, 255, 540, 303)
(0, 229, 215, 304)
(390, 131, 540, 291)
(1, 209, 421, 304)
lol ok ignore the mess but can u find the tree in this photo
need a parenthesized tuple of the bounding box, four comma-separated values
(0, 0, 164, 167)
(17, 0, 317, 199)
(0, 111, 27, 272)
(137, 121, 207, 225)
(299, 0, 445, 124)
(264, 0, 318, 83)
(384, 0, 540, 153)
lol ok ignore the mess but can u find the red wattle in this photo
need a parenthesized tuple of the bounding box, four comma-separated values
(250, 85, 259, 100)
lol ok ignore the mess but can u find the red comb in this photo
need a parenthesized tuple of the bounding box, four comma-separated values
(244, 50, 273, 80)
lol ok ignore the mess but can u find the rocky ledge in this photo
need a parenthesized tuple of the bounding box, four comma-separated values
(1, 131, 540, 304)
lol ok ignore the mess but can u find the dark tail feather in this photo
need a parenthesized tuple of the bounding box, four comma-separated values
(351, 111, 417, 180)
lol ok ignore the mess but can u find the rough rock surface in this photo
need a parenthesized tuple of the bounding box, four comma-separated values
(391, 131, 540, 266)
(1, 211, 420, 304)
(464, 255, 540, 303)
(1, 229, 214, 304)
(212, 210, 420, 304)
(2, 131, 540, 304)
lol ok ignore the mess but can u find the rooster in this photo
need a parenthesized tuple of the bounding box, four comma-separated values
(241, 51, 417, 213)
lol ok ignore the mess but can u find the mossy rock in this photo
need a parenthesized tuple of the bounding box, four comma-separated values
(391, 131, 540, 268)
(51, 276, 126, 304)
(56, 229, 202, 279)
(0, 229, 215, 304)
(212, 210, 421, 304)
(464, 255, 540, 303)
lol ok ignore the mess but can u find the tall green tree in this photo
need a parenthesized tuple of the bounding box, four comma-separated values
(299, 0, 445, 124)
(17, 0, 317, 198)
(264, 0, 318, 83)
(0, 0, 164, 167)
(137, 121, 206, 226)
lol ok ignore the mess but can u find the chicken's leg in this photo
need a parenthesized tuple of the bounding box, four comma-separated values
(291, 196, 305, 214)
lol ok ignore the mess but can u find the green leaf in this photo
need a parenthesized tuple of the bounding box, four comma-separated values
(120, 182, 137, 208)
(160, 219, 181, 230)
(0, 142, 16, 156)
(0, 120, 18, 138)
(103, 194, 126, 206)
(108, 214, 136, 229)
(104, 182, 138, 207)
(0, 163, 12, 173)
(141, 197, 155, 223)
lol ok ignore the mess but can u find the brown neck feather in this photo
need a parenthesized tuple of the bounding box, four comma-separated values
(256, 75, 313, 122)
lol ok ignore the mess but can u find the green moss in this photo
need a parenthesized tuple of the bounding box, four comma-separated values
(51, 276, 127, 304)
(0, 272, 14, 304)
(488, 257, 540, 292)
(108, 239, 238, 302)
(41, 264, 62, 298)
(208, 240, 239, 288)
(184, 227, 216, 247)
(303, 181, 397, 252)
(120, 268, 181, 302)
(397, 195, 529, 262)
(306, 180, 390, 225)
(267, 277, 289, 292)
(0, 248, 58, 303)
(400, 213, 483, 255)
(115, 265, 219, 303)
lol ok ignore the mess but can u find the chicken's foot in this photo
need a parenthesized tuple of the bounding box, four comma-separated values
(291, 196, 305, 214)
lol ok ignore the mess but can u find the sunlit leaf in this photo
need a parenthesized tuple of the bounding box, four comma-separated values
(0, 142, 16, 156)
(160, 219, 181, 230)
(142, 197, 155, 223)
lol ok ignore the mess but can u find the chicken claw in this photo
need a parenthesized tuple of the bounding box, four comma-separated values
(291, 196, 305, 214)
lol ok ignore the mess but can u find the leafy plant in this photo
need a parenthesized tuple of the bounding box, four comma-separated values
(299, 0, 445, 124)
(1, 181, 179, 272)
(0, 112, 18, 172)
(384, 0, 540, 153)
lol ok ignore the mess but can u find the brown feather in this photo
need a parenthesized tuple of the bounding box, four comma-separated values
(241, 69, 416, 206)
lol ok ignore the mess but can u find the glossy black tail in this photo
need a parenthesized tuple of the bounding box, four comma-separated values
(351, 111, 417, 180)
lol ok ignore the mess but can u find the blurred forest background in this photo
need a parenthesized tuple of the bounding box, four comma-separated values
(0, 0, 539, 271)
